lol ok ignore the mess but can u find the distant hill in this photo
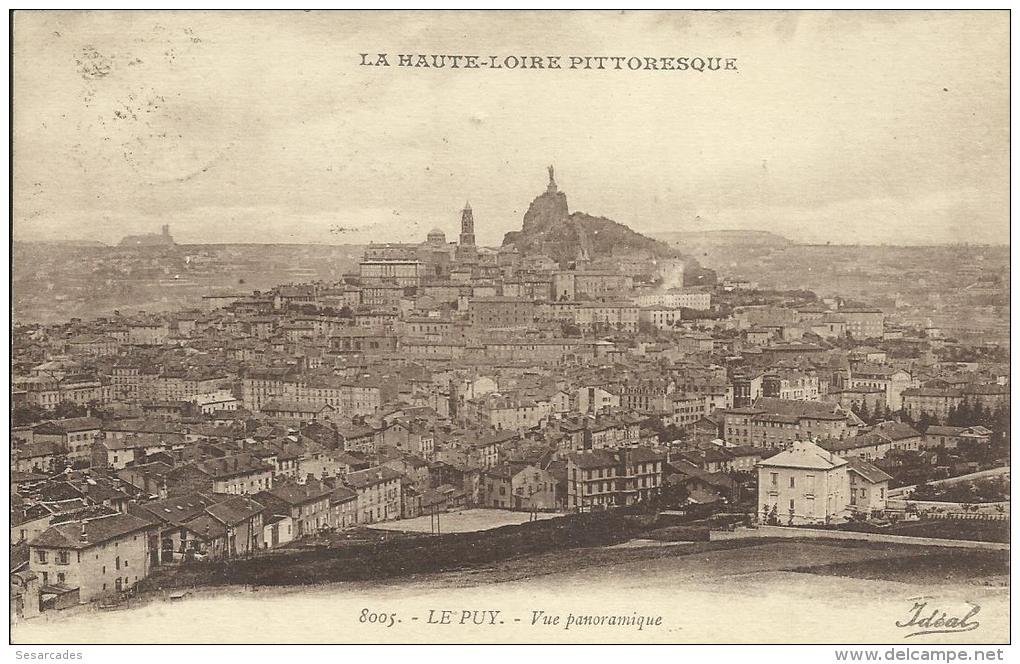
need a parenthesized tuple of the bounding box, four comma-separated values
(15, 239, 109, 248)
(13, 242, 365, 324)
(502, 167, 715, 283)
(652, 229, 793, 248)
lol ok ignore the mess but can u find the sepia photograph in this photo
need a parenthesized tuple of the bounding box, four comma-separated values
(7, 8, 1011, 649)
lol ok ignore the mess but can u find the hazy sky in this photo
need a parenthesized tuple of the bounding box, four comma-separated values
(13, 10, 1009, 246)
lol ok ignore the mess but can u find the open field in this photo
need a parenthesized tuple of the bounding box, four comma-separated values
(882, 519, 1010, 543)
(13, 538, 1008, 644)
(366, 508, 563, 534)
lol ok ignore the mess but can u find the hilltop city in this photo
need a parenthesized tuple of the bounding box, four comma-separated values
(10, 168, 1010, 619)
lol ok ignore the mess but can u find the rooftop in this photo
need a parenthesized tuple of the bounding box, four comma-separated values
(757, 440, 846, 471)
(29, 513, 155, 550)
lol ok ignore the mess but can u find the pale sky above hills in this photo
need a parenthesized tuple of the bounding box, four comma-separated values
(13, 10, 1009, 246)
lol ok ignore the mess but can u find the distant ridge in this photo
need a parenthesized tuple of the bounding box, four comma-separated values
(653, 229, 793, 248)
(15, 239, 109, 248)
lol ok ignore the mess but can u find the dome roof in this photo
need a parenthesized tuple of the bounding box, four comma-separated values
(428, 227, 445, 236)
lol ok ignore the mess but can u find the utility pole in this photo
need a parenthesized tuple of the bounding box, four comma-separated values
(430, 504, 441, 535)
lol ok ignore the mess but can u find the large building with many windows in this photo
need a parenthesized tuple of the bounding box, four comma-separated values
(721, 398, 862, 448)
(565, 447, 665, 510)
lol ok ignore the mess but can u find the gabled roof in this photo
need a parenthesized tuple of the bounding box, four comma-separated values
(845, 457, 893, 484)
(757, 440, 846, 471)
(867, 421, 921, 441)
(205, 495, 264, 525)
(752, 397, 849, 421)
(29, 513, 155, 550)
(103, 433, 183, 451)
(32, 417, 102, 434)
(330, 486, 357, 504)
(136, 493, 219, 527)
(924, 425, 968, 436)
(182, 513, 228, 540)
(263, 481, 333, 505)
(195, 454, 273, 479)
(18, 441, 64, 460)
(345, 466, 403, 489)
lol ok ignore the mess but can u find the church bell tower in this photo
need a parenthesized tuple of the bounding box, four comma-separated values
(459, 202, 476, 246)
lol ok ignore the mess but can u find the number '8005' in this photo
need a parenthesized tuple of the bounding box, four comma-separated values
(360, 608, 397, 628)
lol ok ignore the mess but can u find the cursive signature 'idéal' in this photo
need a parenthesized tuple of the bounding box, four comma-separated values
(895, 597, 981, 638)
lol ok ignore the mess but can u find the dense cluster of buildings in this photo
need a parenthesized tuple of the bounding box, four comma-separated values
(10, 176, 1009, 618)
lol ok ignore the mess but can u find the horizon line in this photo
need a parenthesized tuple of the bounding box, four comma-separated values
(12, 238, 1011, 249)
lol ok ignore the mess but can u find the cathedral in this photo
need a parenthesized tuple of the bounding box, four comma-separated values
(359, 200, 498, 288)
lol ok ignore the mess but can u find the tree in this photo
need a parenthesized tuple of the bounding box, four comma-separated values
(53, 401, 86, 419)
(970, 401, 987, 428)
(656, 482, 689, 509)
(873, 400, 888, 423)
(856, 400, 870, 424)
(12, 404, 46, 426)
(911, 481, 937, 501)
(560, 321, 581, 338)
(916, 412, 932, 434)
(993, 403, 1010, 436)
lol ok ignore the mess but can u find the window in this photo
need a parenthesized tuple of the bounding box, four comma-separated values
(57, 572, 65, 585)
(57, 551, 70, 565)
(789, 499, 795, 512)
(770, 473, 778, 487)
(36, 550, 48, 563)
(789, 476, 795, 489)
